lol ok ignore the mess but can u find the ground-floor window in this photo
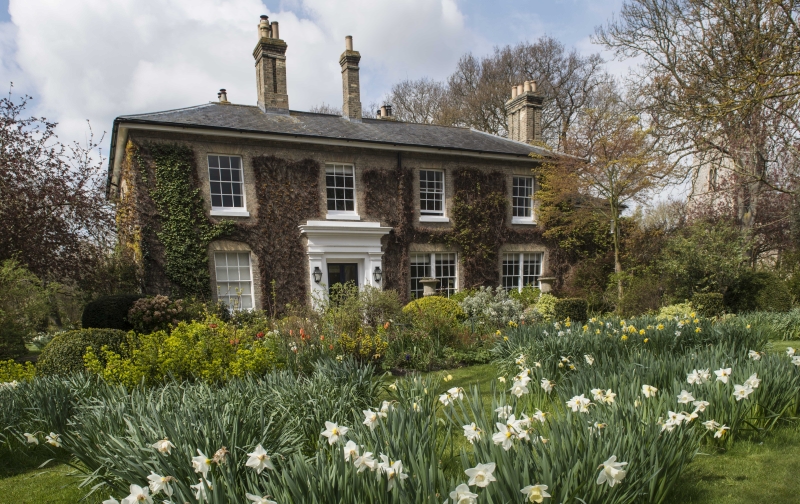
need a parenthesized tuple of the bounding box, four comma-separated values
(214, 251, 253, 310)
(410, 252, 457, 298)
(501, 252, 543, 292)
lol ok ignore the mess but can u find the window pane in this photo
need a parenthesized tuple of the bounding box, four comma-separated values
(211, 195, 222, 207)
(222, 195, 233, 207)
(502, 254, 520, 292)
(521, 253, 542, 287)
(220, 157, 230, 169)
(434, 253, 457, 297)
(208, 156, 219, 168)
(230, 157, 240, 169)
(215, 252, 254, 311)
(512, 176, 533, 218)
(409, 254, 431, 299)
(420, 170, 444, 216)
(325, 164, 356, 213)
(209, 156, 244, 208)
(209, 168, 220, 181)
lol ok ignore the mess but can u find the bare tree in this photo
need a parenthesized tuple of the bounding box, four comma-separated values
(387, 78, 452, 124)
(308, 102, 342, 115)
(595, 0, 800, 258)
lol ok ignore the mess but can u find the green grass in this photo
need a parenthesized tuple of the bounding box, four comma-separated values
(0, 463, 102, 504)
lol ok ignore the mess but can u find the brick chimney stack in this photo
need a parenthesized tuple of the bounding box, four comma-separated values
(505, 80, 543, 144)
(340, 35, 362, 122)
(253, 15, 289, 114)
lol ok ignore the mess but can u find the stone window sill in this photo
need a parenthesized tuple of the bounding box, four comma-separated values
(419, 215, 450, 223)
(326, 212, 361, 221)
(511, 217, 536, 225)
(211, 208, 250, 217)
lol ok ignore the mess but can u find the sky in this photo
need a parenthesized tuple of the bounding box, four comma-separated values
(0, 0, 629, 160)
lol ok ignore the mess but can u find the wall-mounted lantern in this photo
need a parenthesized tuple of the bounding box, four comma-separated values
(313, 266, 323, 283)
(373, 266, 383, 283)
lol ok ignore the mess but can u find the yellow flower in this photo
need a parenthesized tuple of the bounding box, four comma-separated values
(583, 325, 588, 332)
(647, 325, 653, 330)
(639, 329, 646, 335)
(657, 324, 664, 330)
(621, 335, 628, 341)
(693, 319, 699, 324)
(690, 312, 696, 319)
(596, 329, 601, 334)
(643, 338, 649, 343)
(746, 324, 751, 329)
(591, 317, 597, 323)
(628, 326, 637, 333)
(695, 327, 701, 333)
(496, 330, 501, 336)
(503, 336, 509, 341)
(620, 320, 626, 327)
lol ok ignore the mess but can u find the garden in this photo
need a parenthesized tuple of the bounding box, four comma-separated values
(2, 273, 800, 504)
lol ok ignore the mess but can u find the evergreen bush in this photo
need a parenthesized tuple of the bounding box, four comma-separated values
(81, 294, 143, 331)
(724, 271, 792, 313)
(553, 297, 588, 322)
(36, 328, 128, 376)
(691, 292, 725, 318)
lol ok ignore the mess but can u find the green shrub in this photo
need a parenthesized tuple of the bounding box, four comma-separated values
(509, 285, 541, 306)
(458, 287, 524, 329)
(553, 297, 588, 322)
(533, 293, 558, 322)
(127, 295, 195, 333)
(692, 292, 725, 318)
(725, 271, 793, 313)
(81, 294, 143, 331)
(402, 296, 465, 324)
(36, 328, 128, 376)
(657, 301, 694, 320)
(0, 360, 35, 382)
(0, 260, 51, 359)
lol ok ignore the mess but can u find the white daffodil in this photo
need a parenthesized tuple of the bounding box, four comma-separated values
(24, 432, 38, 445)
(668, 410, 687, 424)
(641, 384, 658, 398)
(677, 390, 695, 404)
(246, 444, 275, 474)
(191, 450, 212, 478)
(121, 484, 152, 504)
(692, 400, 710, 412)
(715, 368, 732, 384)
(321, 421, 349, 445)
(510, 380, 530, 398)
(596, 456, 628, 487)
(379, 401, 392, 417)
(380, 456, 408, 491)
(540, 378, 554, 393)
(686, 369, 707, 385)
(245, 493, 277, 504)
(463, 423, 482, 444)
(146, 473, 173, 497)
(685, 411, 699, 422)
(45, 432, 61, 448)
(590, 388, 605, 402)
(520, 484, 551, 503)
(698, 369, 712, 382)
(439, 393, 452, 406)
(514, 372, 532, 386)
(733, 384, 754, 401)
(151, 438, 175, 455)
(793, 355, 800, 366)
(702, 419, 720, 431)
(566, 394, 591, 413)
(518, 413, 532, 430)
(495, 405, 512, 420)
(744, 373, 761, 389)
(515, 354, 526, 366)
(748, 350, 762, 360)
(465, 462, 497, 488)
(363, 409, 379, 430)
(449, 483, 478, 504)
(354, 451, 376, 472)
(492, 422, 515, 451)
(603, 390, 616, 404)
(532, 409, 547, 423)
(714, 424, 730, 438)
(343, 440, 359, 462)
(584, 354, 595, 365)
(102, 498, 120, 504)
(787, 347, 796, 357)
(190, 479, 211, 501)
(447, 387, 464, 400)
(498, 376, 506, 383)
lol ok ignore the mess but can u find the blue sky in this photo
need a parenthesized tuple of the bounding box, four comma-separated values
(0, 0, 626, 151)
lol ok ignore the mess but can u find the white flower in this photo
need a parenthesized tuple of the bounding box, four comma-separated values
(566, 394, 591, 413)
(439, 393, 452, 406)
(603, 390, 616, 404)
(793, 355, 800, 366)
(744, 373, 761, 389)
(702, 419, 720, 431)
(321, 421, 349, 445)
(245, 493, 277, 504)
(379, 455, 408, 491)
(449, 483, 478, 503)
(748, 350, 762, 360)
(520, 484, 551, 503)
(190, 479, 211, 501)
(495, 405, 512, 420)
(640, 384, 657, 398)
(498, 376, 506, 383)
(532, 409, 547, 423)
(514, 371, 532, 386)
(510, 380, 530, 398)
(515, 354, 526, 366)
(463, 423, 482, 444)
(733, 384, 754, 401)
(146, 473, 173, 497)
(343, 440, 359, 462)
(45, 432, 61, 448)
(677, 390, 695, 404)
(686, 369, 709, 385)
(715, 368, 732, 384)
(590, 388, 605, 402)
(363, 409, 380, 430)
(191, 450, 212, 478)
(465, 462, 497, 488)
(24, 432, 38, 445)
(692, 400, 710, 412)
(492, 422, 515, 451)
(698, 369, 712, 382)
(379, 401, 392, 417)
(151, 438, 175, 455)
(354, 451, 376, 472)
(596, 455, 628, 487)
(714, 424, 730, 438)
(102, 498, 120, 504)
(121, 484, 152, 504)
(540, 378, 554, 393)
(787, 347, 796, 357)
(245, 444, 275, 474)
(584, 354, 595, 365)
(447, 387, 464, 400)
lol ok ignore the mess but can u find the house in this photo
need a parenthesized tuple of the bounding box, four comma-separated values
(106, 15, 556, 311)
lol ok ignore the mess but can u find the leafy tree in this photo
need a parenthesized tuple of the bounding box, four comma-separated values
(0, 259, 51, 359)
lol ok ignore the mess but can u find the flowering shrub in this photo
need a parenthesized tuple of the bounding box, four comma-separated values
(657, 301, 694, 320)
(127, 295, 195, 333)
(458, 287, 524, 328)
(0, 359, 35, 383)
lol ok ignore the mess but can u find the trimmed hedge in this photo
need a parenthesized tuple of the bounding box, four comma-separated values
(553, 298, 588, 323)
(81, 294, 143, 331)
(37, 328, 129, 376)
(692, 292, 725, 318)
(402, 296, 465, 324)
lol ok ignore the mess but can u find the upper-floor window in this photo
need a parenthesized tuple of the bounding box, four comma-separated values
(420, 170, 444, 216)
(512, 176, 534, 223)
(501, 252, 542, 292)
(326, 164, 356, 216)
(410, 252, 457, 298)
(214, 251, 253, 310)
(209, 155, 245, 210)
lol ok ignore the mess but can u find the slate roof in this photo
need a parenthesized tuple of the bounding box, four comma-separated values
(114, 102, 551, 158)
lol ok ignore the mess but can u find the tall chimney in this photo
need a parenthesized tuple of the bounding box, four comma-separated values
(253, 15, 289, 113)
(505, 80, 543, 144)
(340, 35, 362, 121)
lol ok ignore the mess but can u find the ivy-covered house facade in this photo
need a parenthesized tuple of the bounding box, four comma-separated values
(106, 16, 556, 311)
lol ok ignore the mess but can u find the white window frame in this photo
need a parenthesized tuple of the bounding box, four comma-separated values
(511, 176, 535, 224)
(501, 252, 543, 292)
(419, 169, 449, 223)
(208, 155, 250, 217)
(213, 251, 255, 311)
(325, 163, 360, 220)
(409, 252, 458, 298)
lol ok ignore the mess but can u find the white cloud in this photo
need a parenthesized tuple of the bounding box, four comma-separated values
(1, 0, 473, 148)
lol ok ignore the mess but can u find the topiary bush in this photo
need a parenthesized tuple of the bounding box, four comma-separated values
(725, 271, 793, 313)
(533, 293, 558, 322)
(127, 295, 196, 333)
(36, 328, 128, 376)
(402, 296, 465, 324)
(81, 294, 143, 331)
(692, 292, 725, 318)
(553, 297, 588, 322)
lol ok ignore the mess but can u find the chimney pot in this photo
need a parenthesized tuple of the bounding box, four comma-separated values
(271, 21, 279, 39)
(340, 37, 362, 121)
(345, 35, 353, 51)
(380, 105, 387, 117)
(254, 16, 289, 113)
(511, 86, 518, 98)
(523, 80, 531, 92)
(385, 104, 392, 116)
(506, 81, 543, 144)
(218, 88, 228, 102)
(530, 80, 537, 92)
(517, 84, 524, 96)
(259, 16, 270, 39)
